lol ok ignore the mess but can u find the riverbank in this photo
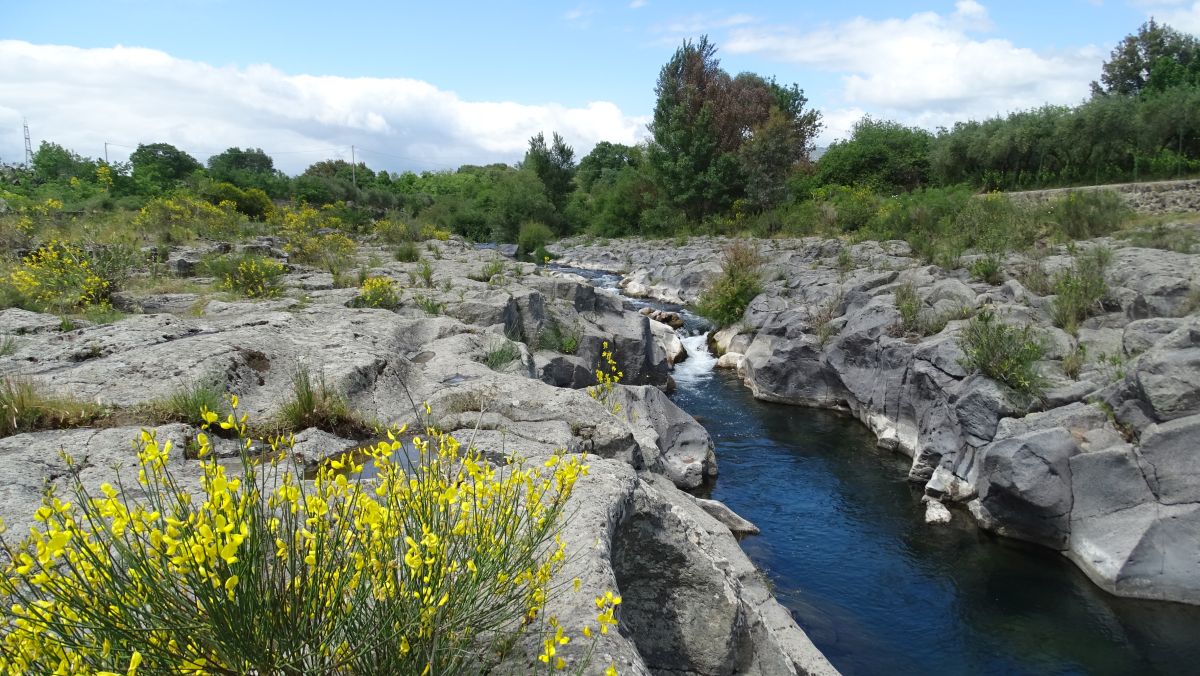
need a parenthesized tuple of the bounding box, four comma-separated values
(551, 231, 1200, 607)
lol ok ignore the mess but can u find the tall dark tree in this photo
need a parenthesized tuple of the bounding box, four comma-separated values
(523, 131, 576, 213)
(1093, 19, 1200, 97)
(648, 36, 820, 219)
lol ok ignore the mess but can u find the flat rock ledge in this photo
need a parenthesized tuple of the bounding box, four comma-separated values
(0, 238, 836, 675)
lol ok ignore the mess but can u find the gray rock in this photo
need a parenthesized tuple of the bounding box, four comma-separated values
(974, 428, 1078, 549)
(1139, 414, 1200, 505)
(616, 385, 717, 489)
(0, 308, 63, 334)
(927, 278, 977, 308)
(695, 497, 761, 536)
(954, 375, 1030, 443)
(1131, 318, 1200, 421)
(1123, 317, 1185, 356)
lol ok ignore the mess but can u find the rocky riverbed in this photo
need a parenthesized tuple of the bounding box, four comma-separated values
(552, 233, 1200, 606)
(0, 237, 834, 675)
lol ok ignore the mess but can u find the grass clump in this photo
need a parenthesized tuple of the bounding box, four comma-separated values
(1062, 343, 1086, 381)
(0, 395, 604, 674)
(537, 319, 581, 355)
(695, 241, 763, 327)
(0, 336, 18, 357)
(969, 255, 1004, 285)
(394, 241, 421, 263)
(352, 276, 401, 310)
(203, 253, 286, 299)
(958, 309, 1047, 397)
(894, 282, 923, 334)
(0, 378, 108, 438)
(276, 366, 365, 437)
(480, 340, 521, 371)
(412, 294, 443, 315)
(143, 378, 226, 426)
(1051, 246, 1111, 335)
(470, 258, 507, 283)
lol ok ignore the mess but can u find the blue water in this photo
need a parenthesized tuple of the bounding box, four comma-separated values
(673, 366, 1200, 676)
(551, 263, 1200, 675)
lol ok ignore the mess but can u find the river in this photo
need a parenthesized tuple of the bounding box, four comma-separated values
(564, 266, 1200, 676)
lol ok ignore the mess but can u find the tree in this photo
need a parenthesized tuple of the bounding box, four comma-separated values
(575, 142, 639, 193)
(129, 143, 202, 194)
(648, 36, 820, 220)
(1093, 19, 1200, 97)
(31, 142, 97, 184)
(523, 132, 576, 214)
(815, 118, 933, 194)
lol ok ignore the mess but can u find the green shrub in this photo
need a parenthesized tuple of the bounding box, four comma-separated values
(958, 310, 1047, 396)
(0, 336, 16, 357)
(417, 260, 435, 288)
(518, 221, 553, 258)
(1051, 246, 1111, 335)
(1123, 222, 1198, 253)
(969, 255, 1004, 285)
(394, 241, 421, 263)
(7, 240, 110, 313)
(0, 396, 598, 674)
(696, 241, 763, 327)
(87, 241, 144, 292)
(202, 253, 286, 299)
(353, 276, 401, 309)
(135, 193, 243, 241)
(1047, 190, 1129, 240)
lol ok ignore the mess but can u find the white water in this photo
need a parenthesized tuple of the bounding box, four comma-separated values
(672, 333, 717, 387)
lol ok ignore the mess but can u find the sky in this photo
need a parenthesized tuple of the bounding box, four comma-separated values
(2, 0, 1199, 174)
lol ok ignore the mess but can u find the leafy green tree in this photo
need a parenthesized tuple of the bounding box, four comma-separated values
(130, 143, 202, 194)
(31, 142, 98, 184)
(816, 118, 932, 194)
(523, 132, 576, 214)
(575, 142, 639, 193)
(1093, 19, 1200, 97)
(207, 147, 289, 196)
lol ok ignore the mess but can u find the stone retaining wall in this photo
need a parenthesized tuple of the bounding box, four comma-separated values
(1007, 178, 1200, 215)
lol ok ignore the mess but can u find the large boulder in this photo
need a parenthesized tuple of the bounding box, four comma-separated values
(1138, 414, 1200, 505)
(971, 428, 1078, 549)
(616, 385, 717, 489)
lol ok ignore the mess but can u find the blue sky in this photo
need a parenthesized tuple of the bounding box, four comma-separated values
(3, 1, 1199, 172)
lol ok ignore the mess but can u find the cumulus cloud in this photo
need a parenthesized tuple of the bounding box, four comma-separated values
(0, 41, 648, 173)
(726, 2, 1101, 139)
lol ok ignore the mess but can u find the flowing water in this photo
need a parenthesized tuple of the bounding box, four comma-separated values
(559, 266, 1200, 676)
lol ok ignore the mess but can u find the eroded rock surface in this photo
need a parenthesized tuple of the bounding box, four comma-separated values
(553, 233, 1200, 604)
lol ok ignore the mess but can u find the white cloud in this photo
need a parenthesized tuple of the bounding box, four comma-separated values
(1147, 1, 1200, 33)
(629, 0, 647, 8)
(658, 12, 757, 36)
(0, 41, 648, 173)
(726, 3, 1101, 132)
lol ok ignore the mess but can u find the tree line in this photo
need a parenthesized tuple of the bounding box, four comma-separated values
(3, 20, 1198, 242)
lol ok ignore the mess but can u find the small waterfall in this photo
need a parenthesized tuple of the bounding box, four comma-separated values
(673, 333, 716, 387)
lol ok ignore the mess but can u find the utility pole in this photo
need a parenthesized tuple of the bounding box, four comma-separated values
(22, 118, 33, 166)
(104, 142, 109, 164)
(351, 145, 357, 190)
